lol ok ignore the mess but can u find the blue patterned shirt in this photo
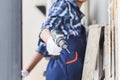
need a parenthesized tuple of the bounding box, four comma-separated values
(37, 0, 85, 56)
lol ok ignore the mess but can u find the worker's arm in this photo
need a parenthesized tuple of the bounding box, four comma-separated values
(39, 0, 66, 43)
(26, 53, 43, 73)
(39, 1, 67, 55)
(40, 28, 62, 55)
(40, 29, 51, 43)
(21, 53, 43, 78)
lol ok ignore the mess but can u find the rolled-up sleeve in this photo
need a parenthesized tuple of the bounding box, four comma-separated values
(36, 39, 48, 57)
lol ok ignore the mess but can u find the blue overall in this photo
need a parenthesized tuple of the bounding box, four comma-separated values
(46, 33, 86, 80)
(36, 0, 87, 80)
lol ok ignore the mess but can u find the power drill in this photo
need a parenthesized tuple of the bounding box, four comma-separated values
(51, 29, 70, 54)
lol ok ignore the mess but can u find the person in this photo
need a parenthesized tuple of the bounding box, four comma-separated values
(21, 0, 87, 80)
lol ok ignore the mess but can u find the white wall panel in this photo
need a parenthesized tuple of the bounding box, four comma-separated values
(89, 0, 108, 25)
(22, 0, 47, 80)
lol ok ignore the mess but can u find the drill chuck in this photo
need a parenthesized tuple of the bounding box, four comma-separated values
(56, 36, 67, 48)
(51, 29, 67, 48)
(51, 29, 70, 54)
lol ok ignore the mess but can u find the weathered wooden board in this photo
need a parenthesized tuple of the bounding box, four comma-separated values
(82, 25, 102, 80)
(103, 25, 111, 80)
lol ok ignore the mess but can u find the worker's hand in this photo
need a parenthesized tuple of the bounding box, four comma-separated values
(21, 69, 29, 79)
(46, 36, 62, 55)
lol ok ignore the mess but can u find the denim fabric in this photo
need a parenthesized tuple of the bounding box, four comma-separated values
(46, 33, 86, 80)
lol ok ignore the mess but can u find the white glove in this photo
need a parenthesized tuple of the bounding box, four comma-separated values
(46, 36, 62, 55)
(21, 69, 29, 79)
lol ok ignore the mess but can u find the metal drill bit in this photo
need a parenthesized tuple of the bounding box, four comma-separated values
(65, 48, 70, 54)
(62, 44, 70, 54)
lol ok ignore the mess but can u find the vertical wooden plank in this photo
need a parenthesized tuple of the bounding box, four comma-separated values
(111, 1, 115, 79)
(114, 0, 119, 79)
(117, 0, 120, 80)
(104, 25, 111, 80)
(93, 54, 99, 80)
(82, 25, 101, 80)
(104, 0, 113, 79)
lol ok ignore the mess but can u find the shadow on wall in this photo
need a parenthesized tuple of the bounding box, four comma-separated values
(36, 5, 46, 16)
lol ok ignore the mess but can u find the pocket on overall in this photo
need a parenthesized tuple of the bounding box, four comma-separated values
(66, 51, 83, 80)
(66, 51, 78, 64)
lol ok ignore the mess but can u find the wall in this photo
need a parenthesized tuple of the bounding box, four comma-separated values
(22, 0, 47, 80)
(89, 0, 108, 25)
(0, 0, 22, 80)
